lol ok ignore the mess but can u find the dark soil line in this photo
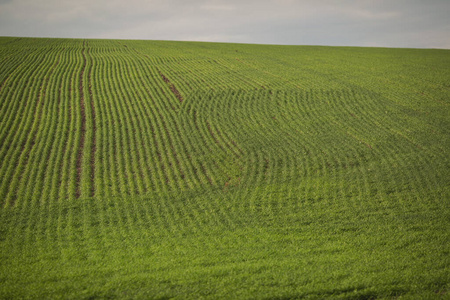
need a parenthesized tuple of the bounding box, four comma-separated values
(205, 120, 221, 146)
(149, 71, 176, 111)
(58, 71, 72, 195)
(139, 83, 171, 187)
(158, 70, 184, 102)
(87, 44, 96, 198)
(200, 162, 213, 185)
(9, 54, 61, 207)
(192, 110, 215, 185)
(160, 117, 186, 181)
(211, 123, 242, 158)
(205, 119, 238, 165)
(0, 50, 36, 97)
(75, 41, 87, 199)
(150, 118, 170, 186)
(228, 136, 245, 156)
(0, 73, 12, 95)
(205, 120, 233, 157)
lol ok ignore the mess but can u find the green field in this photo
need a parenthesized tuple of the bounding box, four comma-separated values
(0, 37, 449, 299)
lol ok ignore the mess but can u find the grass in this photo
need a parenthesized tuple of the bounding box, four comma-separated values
(0, 37, 449, 299)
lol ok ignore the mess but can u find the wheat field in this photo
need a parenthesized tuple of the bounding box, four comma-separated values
(0, 37, 449, 299)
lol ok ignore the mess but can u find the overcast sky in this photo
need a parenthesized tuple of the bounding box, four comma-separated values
(0, 0, 449, 48)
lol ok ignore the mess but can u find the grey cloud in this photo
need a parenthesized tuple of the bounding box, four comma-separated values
(0, 0, 449, 48)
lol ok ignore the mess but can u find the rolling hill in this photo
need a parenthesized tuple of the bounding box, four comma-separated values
(0, 37, 449, 299)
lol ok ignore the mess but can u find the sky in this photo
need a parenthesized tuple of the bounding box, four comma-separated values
(0, 0, 449, 48)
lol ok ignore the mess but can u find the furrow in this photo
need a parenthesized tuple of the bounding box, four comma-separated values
(75, 40, 87, 199)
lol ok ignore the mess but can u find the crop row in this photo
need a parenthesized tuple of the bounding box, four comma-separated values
(0, 38, 447, 209)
